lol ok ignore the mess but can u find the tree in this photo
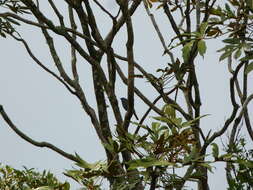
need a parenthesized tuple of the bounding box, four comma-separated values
(0, 0, 253, 189)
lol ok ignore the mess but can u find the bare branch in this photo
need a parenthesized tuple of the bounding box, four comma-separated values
(68, 6, 79, 82)
(0, 105, 80, 163)
(228, 55, 243, 99)
(134, 95, 162, 135)
(93, 0, 115, 20)
(104, 0, 142, 46)
(84, 0, 107, 49)
(48, 0, 64, 26)
(185, 0, 191, 34)
(143, 1, 175, 63)
(114, 53, 192, 121)
(202, 62, 244, 152)
(120, 2, 136, 131)
(163, 3, 184, 42)
(0, 12, 99, 47)
(11, 34, 76, 95)
(238, 93, 253, 121)
(40, 24, 75, 87)
(116, 62, 164, 116)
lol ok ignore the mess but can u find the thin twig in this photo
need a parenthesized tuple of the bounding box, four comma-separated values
(48, 0, 64, 26)
(11, 34, 76, 95)
(143, 1, 175, 63)
(68, 6, 79, 81)
(93, 0, 115, 20)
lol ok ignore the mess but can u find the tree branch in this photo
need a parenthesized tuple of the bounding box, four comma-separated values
(0, 105, 80, 163)
(11, 34, 76, 95)
(143, 1, 175, 62)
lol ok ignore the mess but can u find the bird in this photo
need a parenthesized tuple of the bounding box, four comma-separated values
(120, 97, 139, 120)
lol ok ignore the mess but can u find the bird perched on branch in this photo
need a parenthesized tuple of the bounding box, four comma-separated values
(120, 97, 139, 120)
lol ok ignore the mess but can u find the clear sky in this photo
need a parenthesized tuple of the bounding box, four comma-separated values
(0, 1, 252, 189)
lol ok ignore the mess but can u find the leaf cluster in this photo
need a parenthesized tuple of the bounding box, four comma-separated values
(0, 164, 69, 190)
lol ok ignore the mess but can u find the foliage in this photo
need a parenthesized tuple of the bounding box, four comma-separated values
(0, 164, 69, 190)
(226, 138, 253, 190)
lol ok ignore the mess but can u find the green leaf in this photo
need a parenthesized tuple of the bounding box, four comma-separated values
(199, 163, 214, 173)
(128, 158, 175, 170)
(75, 153, 92, 169)
(163, 104, 176, 118)
(33, 186, 53, 190)
(151, 122, 161, 131)
(103, 142, 115, 153)
(199, 22, 208, 35)
(209, 7, 224, 16)
(234, 48, 242, 59)
(240, 54, 253, 62)
(62, 182, 70, 190)
(211, 143, 219, 158)
(103, 138, 119, 153)
(238, 160, 253, 168)
(5, 17, 20, 25)
(0, 32, 6, 38)
(182, 41, 193, 62)
(219, 49, 234, 61)
(64, 170, 83, 183)
(219, 153, 233, 161)
(198, 40, 206, 57)
(190, 171, 204, 179)
(223, 38, 240, 44)
(182, 114, 209, 127)
(246, 0, 253, 9)
(225, 3, 235, 17)
(153, 116, 182, 127)
(245, 62, 253, 74)
(217, 45, 231, 53)
(183, 155, 192, 164)
(209, 17, 221, 23)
